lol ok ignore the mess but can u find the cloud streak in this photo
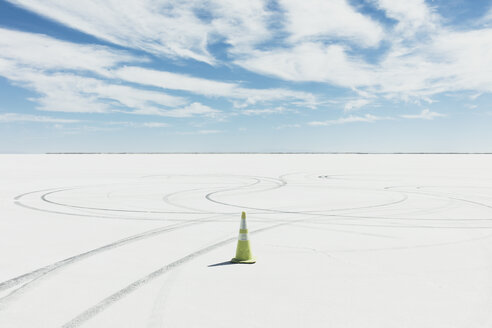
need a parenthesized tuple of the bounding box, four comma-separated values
(309, 114, 393, 126)
(113, 66, 318, 108)
(0, 27, 140, 74)
(280, 0, 384, 47)
(5, 0, 492, 107)
(400, 109, 446, 120)
(5, 0, 273, 64)
(309, 109, 447, 127)
(0, 113, 80, 123)
(1, 0, 491, 134)
(132, 102, 222, 118)
(0, 27, 318, 117)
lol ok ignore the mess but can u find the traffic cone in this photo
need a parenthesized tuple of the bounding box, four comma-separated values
(231, 212, 256, 264)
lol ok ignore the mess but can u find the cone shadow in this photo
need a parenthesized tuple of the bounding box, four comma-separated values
(208, 261, 237, 267)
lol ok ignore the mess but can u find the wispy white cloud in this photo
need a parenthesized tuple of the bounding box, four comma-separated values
(310, 108, 446, 127)
(209, 0, 272, 55)
(372, 0, 439, 35)
(52, 124, 120, 134)
(108, 121, 170, 128)
(1, 68, 187, 113)
(236, 43, 372, 87)
(482, 7, 492, 25)
(177, 129, 223, 135)
(275, 124, 301, 130)
(5, 0, 492, 108)
(0, 28, 315, 117)
(0, 112, 80, 123)
(237, 26, 492, 100)
(6, 0, 214, 63)
(141, 122, 170, 128)
(400, 109, 446, 120)
(2, 0, 492, 126)
(113, 66, 236, 97)
(309, 114, 393, 126)
(469, 93, 482, 100)
(344, 99, 371, 111)
(0, 28, 189, 114)
(132, 102, 221, 118)
(231, 0, 492, 103)
(114, 66, 318, 108)
(280, 0, 384, 47)
(5, 0, 272, 64)
(241, 107, 289, 116)
(0, 27, 140, 74)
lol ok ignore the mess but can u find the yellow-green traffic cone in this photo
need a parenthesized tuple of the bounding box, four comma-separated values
(231, 212, 256, 264)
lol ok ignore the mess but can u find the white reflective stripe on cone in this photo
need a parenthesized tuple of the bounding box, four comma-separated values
(240, 218, 247, 230)
(238, 233, 248, 241)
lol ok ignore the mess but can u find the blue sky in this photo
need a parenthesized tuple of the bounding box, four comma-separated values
(0, 0, 491, 153)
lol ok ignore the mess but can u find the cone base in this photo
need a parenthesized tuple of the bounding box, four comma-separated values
(231, 257, 256, 264)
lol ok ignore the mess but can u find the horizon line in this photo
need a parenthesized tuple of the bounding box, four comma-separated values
(35, 152, 492, 155)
